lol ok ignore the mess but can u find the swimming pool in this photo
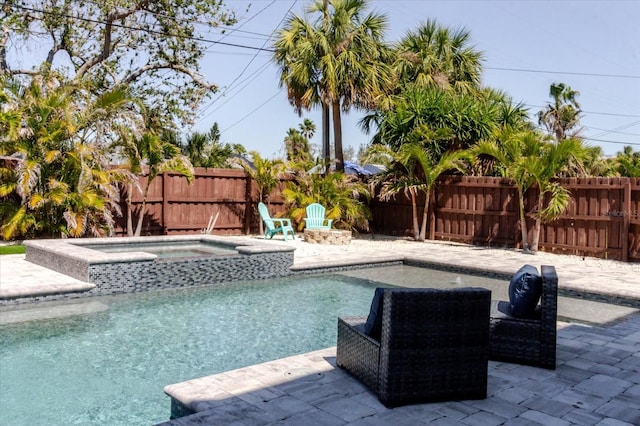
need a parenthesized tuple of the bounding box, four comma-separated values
(3, 264, 632, 425)
(0, 272, 393, 425)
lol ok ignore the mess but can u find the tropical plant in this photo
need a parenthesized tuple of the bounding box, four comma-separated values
(282, 170, 371, 232)
(473, 129, 586, 252)
(0, 75, 137, 239)
(284, 128, 313, 164)
(181, 123, 243, 168)
(537, 83, 583, 143)
(614, 146, 640, 177)
(366, 85, 514, 152)
(273, 0, 395, 172)
(116, 122, 194, 237)
(368, 143, 469, 241)
(299, 118, 317, 141)
(233, 152, 285, 236)
(394, 19, 484, 94)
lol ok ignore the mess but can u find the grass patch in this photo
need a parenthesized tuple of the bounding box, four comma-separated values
(0, 245, 26, 255)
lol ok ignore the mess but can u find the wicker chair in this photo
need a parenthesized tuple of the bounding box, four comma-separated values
(336, 287, 491, 407)
(489, 265, 558, 369)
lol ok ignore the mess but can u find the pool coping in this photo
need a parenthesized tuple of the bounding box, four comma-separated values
(25, 235, 295, 265)
(1, 237, 296, 304)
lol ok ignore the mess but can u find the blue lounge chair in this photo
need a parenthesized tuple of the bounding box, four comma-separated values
(304, 203, 333, 229)
(258, 202, 295, 241)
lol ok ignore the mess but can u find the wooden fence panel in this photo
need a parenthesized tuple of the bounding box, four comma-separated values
(115, 168, 253, 236)
(370, 176, 639, 262)
(433, 177, 520, 246)
(115, 171, 638, 262)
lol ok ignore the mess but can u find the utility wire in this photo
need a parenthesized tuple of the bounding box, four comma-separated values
(487, 66, 640, 79)
(10, 4, 275, 52)
(196, 0, 297, 126)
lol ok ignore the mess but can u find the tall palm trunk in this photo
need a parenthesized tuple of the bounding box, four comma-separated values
(331, 99, 344, 172)
(322, 102, 331, 174)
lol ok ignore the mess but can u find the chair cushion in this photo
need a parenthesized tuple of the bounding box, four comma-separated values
(508, 264, 543, 318)
(363, 287, 385, 339)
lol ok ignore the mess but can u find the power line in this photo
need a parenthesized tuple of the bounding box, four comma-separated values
(583, 138, 640, 147)
(588, 121, 640, 138)
(222, 90, 283, 132)
(196, 1, 296, 126)
(487, 66, 640, 79)
(10, 4, 275, 52)
(526, 104, 640, 119)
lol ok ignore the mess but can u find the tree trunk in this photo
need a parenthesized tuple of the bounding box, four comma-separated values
(418, 188, 431, 242)
(134, 183, 150, 237)
(322, 102, 331, 174)
(331, 99, 344, 172)
(259, 194, 266, 237)
(531, 196, 545, 252)
(518, 191, 530, 252)
(126, 183, 134, 237)
(410, 191, 420, 240)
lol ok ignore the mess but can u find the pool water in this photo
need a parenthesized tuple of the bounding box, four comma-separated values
(0, 274, 386, 426)
(81, 241, 238, 258)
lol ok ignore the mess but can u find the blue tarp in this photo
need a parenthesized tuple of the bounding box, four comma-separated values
(344, 160, 373, 175)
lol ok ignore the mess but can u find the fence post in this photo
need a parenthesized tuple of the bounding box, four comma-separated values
(162, 171, 169, 235)
(244, 173, 252, 235)
(622, 178, 631, 262)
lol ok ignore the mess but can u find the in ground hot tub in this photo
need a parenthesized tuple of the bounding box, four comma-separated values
(25, 236, 295, 299)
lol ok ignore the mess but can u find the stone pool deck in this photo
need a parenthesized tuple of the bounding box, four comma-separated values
(1, 236, 639, 424)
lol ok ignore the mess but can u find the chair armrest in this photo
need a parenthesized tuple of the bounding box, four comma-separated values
(272, 218, 292, 227)
(337, 316, 380, 392)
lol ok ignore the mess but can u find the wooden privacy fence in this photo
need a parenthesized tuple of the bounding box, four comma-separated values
(370, 176, 640, 262)
(115, 168, 289, 237)
(116, 169, 639, 262)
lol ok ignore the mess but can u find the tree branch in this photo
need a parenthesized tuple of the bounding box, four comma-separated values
(122, 63, 218, 91)
(75, 1, 149, 78)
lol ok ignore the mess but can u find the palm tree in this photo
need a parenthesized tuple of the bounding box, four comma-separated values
(0, 75, 136, 239)
(614, 146, 640, 177)
(394, 19, 484, 94)
(538, 83, 582, 143)
(234, 152, 285, 236)
(282, 168, 371, 231)
(473, 129, 586, 252)
(299, 118, 316, 141)
(369, 143, 469, 241)
(273, 0, 395, 172)
(181, 123, 241, 168)
(118, 129, 194, 237)
(284, 128, 313, 164)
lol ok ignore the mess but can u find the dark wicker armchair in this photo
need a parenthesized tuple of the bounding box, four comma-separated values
(336, 287, 491, 407)
(489, 265, 558, 369)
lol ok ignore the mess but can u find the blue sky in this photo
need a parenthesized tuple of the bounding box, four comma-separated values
(194, 0, 640, 159)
